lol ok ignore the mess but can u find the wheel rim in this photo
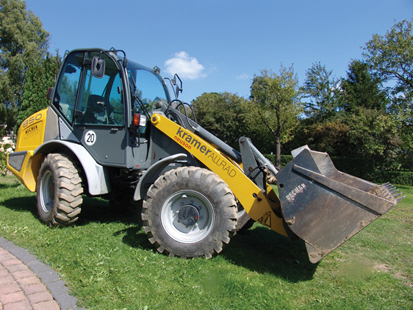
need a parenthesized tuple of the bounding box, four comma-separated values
(39, 170, 54, 213)
(161, 190, 215, 243)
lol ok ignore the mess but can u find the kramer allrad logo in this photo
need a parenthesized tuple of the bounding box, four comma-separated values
(174, 127, 237, 177)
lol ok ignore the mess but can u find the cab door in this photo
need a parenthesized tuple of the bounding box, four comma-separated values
(54, 51, 128, 167)
(73, 53, 127, 166)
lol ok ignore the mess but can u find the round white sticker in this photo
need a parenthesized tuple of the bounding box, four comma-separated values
(84, 130, 97, 146)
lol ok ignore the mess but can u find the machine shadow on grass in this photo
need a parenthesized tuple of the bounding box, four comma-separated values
(1, 196, 37, 214)
(222, 225, 318, 281)
(74, 196, 143, 227)
(1, 193, 143, 228)
(76, 198, 151, 249)
(118, 220, 318, 282)
(1, 189, 317, 280)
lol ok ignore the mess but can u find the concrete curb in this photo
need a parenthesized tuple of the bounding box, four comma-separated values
(0, 237, 84, 310)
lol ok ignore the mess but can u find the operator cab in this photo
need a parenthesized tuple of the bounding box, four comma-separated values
(50, 48, 171, 169)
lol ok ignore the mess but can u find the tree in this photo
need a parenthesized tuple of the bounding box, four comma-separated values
(286, 117, 350, 157)
(249, 66, 302, 168)
(17, 52, 61, 128)
(302, 62, 340, 120)
(345, 107, 401, 168)
(192, 92, 249, 149)
(0, 0, 49, 134)
(340, 60, 388, 113)
(363, 19, 413, 109)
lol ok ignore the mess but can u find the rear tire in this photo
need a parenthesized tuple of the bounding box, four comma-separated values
(37, 153, 83, 227)
(142, 167, 237, 259)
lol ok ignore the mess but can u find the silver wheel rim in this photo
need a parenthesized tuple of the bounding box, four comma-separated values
(161, 190, 214, 243)
(39, 170, 54, 213)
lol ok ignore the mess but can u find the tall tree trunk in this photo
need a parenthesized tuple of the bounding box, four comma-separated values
(275, 135, 281, 169)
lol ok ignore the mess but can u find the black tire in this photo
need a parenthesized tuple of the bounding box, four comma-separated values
(235, 207, 254, 233)
(37, 153, 83, 227)
(142, 167, 237, 259)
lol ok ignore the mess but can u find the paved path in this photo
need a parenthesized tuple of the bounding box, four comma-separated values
(0, 237, 84, 310)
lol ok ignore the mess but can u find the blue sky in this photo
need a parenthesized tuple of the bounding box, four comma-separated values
(26, 0, 413, 103)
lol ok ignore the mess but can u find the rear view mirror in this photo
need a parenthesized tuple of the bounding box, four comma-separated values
(91, 56, 105, 78)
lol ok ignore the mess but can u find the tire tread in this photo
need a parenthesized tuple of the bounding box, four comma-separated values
(142, 167, 237, 259)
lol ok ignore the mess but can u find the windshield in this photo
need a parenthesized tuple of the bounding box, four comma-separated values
(126, 60, 170, 114)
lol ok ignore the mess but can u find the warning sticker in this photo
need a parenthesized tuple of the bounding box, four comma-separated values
(257, 212, 272, 228)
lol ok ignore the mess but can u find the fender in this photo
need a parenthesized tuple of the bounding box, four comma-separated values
(34, 140, 110, 195)
(133, 153, 188, 201)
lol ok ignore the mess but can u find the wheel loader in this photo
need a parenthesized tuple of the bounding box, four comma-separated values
(7, 48, 403, 263)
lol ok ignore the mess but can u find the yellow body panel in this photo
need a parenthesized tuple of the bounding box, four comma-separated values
(7, 151, 43, 192)
(15, 109, 48, 152)
(7, 109, 48, 192)
(151, 114, 288, 237)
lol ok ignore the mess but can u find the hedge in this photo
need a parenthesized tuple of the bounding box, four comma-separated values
(264, 154, 413, 186)
(264, 154, 375, 177)
(373, 171, 413, 186)
(263, 154, 293, 168)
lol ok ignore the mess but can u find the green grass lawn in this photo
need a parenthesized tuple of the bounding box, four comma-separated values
(0, 176, 412, 309)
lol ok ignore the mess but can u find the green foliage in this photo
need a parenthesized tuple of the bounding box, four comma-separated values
(249, 66, 302, 167)
(0, 153, 5, 175)
(0, 140, 14, 176)
(0, 154, 8, 176)
(192, 92, 250, 149)
(302, 62, 340, 120)
(340, 60, 388, 112)
(265, 154, 376, 181)
(286, 117, 351, 157)
(363, 19, 413, 108)
(17, 53, 61, 128)
(264, 154, 293, 168)
(374, 171, 413, 186)
(0, 0, 50, 132)
(332, 156, 376, 180)
(344, 108, 401, 167)
(0, 103, 18, 137)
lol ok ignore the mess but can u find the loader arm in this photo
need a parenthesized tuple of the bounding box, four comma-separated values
(152, 112, 403, 263)
(150, 113, 289, 237)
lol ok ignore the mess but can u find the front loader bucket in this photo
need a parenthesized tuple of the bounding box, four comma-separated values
(276, 148, 403, 263)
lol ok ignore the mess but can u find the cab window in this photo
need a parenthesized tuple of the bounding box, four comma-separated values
(75, 54, 124, 126)
(53, 52, 83, 123)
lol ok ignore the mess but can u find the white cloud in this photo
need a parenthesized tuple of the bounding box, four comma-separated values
(236, 74, 249, 80)
(165, 51, 206, 80)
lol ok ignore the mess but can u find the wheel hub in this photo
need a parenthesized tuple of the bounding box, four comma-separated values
(178, 205, 200, 226)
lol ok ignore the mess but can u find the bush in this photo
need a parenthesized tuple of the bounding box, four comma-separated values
(262, 154, 413, 185)
(264, 154, 375, 180)
(331, 157, 376, 180)
(263, 154, 293, 168)
(373, 171, 413, 186)
(0, 136, 15, 176)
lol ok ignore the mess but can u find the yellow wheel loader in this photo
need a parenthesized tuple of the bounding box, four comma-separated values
(7, 48, 403, 263)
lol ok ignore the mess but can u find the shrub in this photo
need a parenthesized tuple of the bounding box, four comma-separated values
(264, 154, 375, 179)
(373, 171, 413, 186)
(0, 136, 15, 176)
(331, 157, 376, 180)
(263, 154, 293, 168)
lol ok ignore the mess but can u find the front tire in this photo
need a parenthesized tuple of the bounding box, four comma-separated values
(236, 207, 254, 233)
(37, 153, 83, 227)
(142, 167, 237, 259)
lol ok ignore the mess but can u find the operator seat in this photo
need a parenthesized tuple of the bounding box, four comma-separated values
(83, 94, 111, 124)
